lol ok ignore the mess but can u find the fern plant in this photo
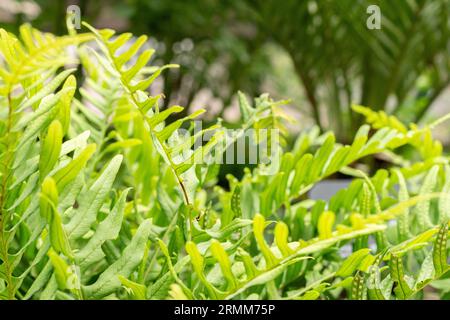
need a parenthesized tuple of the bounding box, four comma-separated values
(0, 21, 449, 301)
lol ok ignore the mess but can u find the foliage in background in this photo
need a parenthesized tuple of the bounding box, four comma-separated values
(0, 23, 449, 300)
(247, 0, 450, 142)
(3, 0, 448, 144)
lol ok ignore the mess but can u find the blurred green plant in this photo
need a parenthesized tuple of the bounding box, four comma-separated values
(0, 22, 450, 301)
(3, 1, 448, 144)
(246, 0, 450, 142)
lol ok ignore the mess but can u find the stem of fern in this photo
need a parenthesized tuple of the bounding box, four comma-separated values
(266, 281, 281, 299)
(102, 43, 192, 206)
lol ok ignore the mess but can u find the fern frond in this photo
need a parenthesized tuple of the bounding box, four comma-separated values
(84, 23, 223, 205)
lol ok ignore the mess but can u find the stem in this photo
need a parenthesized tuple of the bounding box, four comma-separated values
(103, 44, 192, 206)
(177, 176, 191, 206)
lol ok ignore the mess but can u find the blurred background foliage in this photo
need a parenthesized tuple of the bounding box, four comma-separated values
(1, 0, 449, 145)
